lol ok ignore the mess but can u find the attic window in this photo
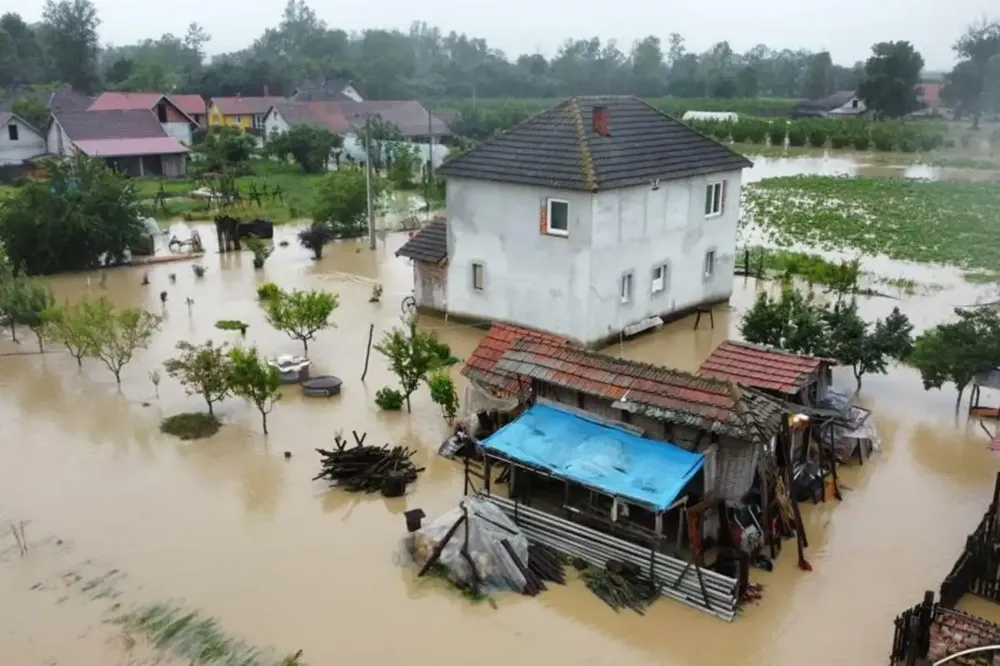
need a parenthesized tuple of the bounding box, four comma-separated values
(157, 104, 168, 123)
(7, 124, 18, 141)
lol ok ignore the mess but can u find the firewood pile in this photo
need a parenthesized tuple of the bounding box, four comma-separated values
(527, 543, 566, 586)
(314, 431, 424, 497)
(581, 560, 659, 615)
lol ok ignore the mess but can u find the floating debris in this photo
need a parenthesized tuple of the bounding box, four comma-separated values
(581, 562, 659, 615)
(314, 431, 423, 496)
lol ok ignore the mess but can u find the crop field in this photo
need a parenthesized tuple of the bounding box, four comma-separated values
(742, 175, 1000, 273)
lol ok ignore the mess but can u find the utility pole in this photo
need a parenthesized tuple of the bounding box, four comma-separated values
(364, 117, 375, 250)
(426, 107, 434, 222)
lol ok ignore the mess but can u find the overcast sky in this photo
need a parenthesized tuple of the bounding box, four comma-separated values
(10, 0, 996, 70)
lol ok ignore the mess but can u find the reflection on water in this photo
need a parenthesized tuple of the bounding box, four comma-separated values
(1, 223, 998, 666)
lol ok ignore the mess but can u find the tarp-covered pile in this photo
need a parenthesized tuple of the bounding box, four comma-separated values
(818, 390, 881, 462)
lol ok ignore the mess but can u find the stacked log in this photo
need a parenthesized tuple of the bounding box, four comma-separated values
(581, 561, 659, 615)
(314, 438, 423, 495)
(528, 543, 566, 585)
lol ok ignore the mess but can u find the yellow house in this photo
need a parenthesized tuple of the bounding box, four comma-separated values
(207, 96, 285, 131)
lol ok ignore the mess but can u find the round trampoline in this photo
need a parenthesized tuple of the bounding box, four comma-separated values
(302, 375, 343, 397)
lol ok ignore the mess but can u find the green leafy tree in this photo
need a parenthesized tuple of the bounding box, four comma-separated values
(943, 19, 1000, 128)
(388, 142, 419, 189)
(858, 41, 925, 119)
(0, 13, 46, 85)
(41, 0, 101, 93)
(427, 370, 459, 424)
(826, 301, 913, 389)
(360, 115, 402, 172)
(11, 96, 49, 133)
(909, 308, 1000, 408)
(103, 56, 135, 87)
(245, 236, 272, 269)
(42, 300, 95, 367)
(0, 155, 145, 275)
(311, 168, 386, 239)
(261, 288, 338, 355)
(228, 345, 281, 434)
(374, 318, 448, 412)
(266, 124, 342, 173)
(7, 278, 54, 352)
(80, 297, 163, 385)
(163, 340, 233, 416)
(740, 287, 828, 356)
(201, 126, 256, 173)
(118, 58, 178, 92)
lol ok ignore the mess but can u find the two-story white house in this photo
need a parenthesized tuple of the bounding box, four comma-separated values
(396, 95, 752, 348)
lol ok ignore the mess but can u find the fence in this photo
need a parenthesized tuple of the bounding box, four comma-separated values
(890, 593, 1000, 665)
(940, 472, 1000, 608)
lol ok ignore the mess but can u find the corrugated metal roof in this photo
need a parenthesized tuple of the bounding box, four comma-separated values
(395, 219, 447, 263)
(74, 137, 189, 157)
(698, 340, 827, 395)
(53, 109, 167, 141)
(211, 96, 285, 116)
(493, 338, 783, 441)
(460, 322, 569, 396)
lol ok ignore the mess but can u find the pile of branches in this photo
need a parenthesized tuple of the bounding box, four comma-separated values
(314, 431, 424, 495)
(527, 543, 566, 585)
(581, 560, 659, 615)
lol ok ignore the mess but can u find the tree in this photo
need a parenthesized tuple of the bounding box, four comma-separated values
(0, 13, 46, 85)
(388, 142, 419, 189)
(427, 370, 459, 424)
(359, 115, 401, 172)
(80, 297, 163, 385)
(42, 300, 95, 367)
(803, 51, 834, 100)
(163, 340, 233, 416)
(826, 301, 913, 389)
(858, 41, 925, 119)
(0, 155, 145, 275)
(944, 19, 1000, 128)
(311, 168, 386, 239)
(11, 96, 49, 133)
(104, 57, 135, 87)
(261, 288, 338, 355)
(7, 278, 54, 352)
(374, 318, 445, 412)
(740, 287, 828, 356)
(41, 0, 101, 93)
(297, 223, 334, 260)
(201, 126, 256, 173)
(909, 308, 1000, 408)
(266, 124, 342, 173)
(228, 346, 281, 434)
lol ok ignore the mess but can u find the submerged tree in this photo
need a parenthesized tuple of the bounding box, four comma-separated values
(265, 124, 342, 173)
(261, 288, 338, 355)
(42, 300, 95, 366)
(80, 297, 163, 384)
(740, 287, 828, 356)
(374, 318, 450, 412)
(163, 340, 233, 416)
(228, 345, 281, 434)
(909, 307, 1000, 408)
(11, 278, 55, 352)
(857, 41, 925, 119)
(825, 300, 913, 389)
(311, 168, 385, 240)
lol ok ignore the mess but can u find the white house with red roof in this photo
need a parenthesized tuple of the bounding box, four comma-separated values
(88, 92, 197, 145)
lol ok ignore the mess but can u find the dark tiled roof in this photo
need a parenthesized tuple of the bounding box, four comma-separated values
(53, 110, 167, 141)
(461, 323, 569, 395)
(494, 339, 783, 442)
(395, 219, 447, 263)
(796, 90, 858, 111)
(271, 102, 354, 134)
(290, 79, 357, 102)
(437, 95, 751, 191)
(698, 340, 828, 395)
(343, 100, 451, 137)
(211, 96, 285, 116)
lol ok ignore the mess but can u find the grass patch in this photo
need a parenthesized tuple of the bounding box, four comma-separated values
(118, 602, 305, 665)
(743, 176, 1000, 272)
(160, 412, 221, 440)
(738, 246, 861, 290)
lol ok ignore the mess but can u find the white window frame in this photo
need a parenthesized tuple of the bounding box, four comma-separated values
(471, 262, 485, 292)
(705, 181, 725, 218)
(234, 114, 242, 123)
(651, 263, 668, 294)
(252, 114, 265, 129)
(703, 250, 717, 278)
(620, 272, 634, 304)
(546, 198, 570, 237)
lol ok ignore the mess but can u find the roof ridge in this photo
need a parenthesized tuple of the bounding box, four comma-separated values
(568, 98, 597, 191)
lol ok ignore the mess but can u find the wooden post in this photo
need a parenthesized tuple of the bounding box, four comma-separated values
(759, 456, 774, 557)
(360, 323, 374, 381)
(828, 423, 842, 501)
(915, 590, 935, 663)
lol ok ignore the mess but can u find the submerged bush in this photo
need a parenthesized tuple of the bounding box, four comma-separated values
(257, 282, 280, 301)
(806, 125, 828, 148)
(160, 412, 221, 440)
(786, 124, 807, 147)
(375, 386, 404, 410)
(830, 133, 851, 149)
(871, 127, 895, 151)
(767, 122, 787, 147)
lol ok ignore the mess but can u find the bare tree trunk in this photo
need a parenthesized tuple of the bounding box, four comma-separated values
(854, 366, 863, 391)
(206, 396, 214, 416)
(956, 385, 966, 411)
(34, 330, 44, 354)
(302, 338, 309, 355)
(261, 410, 269, 435)
(9, 320, 17, 343)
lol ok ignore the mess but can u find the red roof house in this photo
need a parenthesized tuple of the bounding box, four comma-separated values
(461, 322, 569, 395)
(88, 92, 198, 143)
(698, 340, 831, 401)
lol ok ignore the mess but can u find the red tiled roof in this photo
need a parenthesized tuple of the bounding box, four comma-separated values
(74, 137, 189, 157)
(89, 92, 163, 111)
(461, 323, 569, 395)
(493, 338, 783, 441)
(697, 340, 826, 395)
(169, 94, 207, 116)
(271, 101, 354, 134)
(211, 96, 285, 116)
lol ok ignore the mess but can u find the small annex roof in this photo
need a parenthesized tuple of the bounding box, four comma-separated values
(493, 338, 783, 442)
(395, 219, 448, 264)
(73, 137, 189, 157)
(460, 322, 569, 396)
(698, 340, 828, 395)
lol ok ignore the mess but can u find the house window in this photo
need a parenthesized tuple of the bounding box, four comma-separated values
(253, 114, 265, 129)
(704, 250, 716, 278)
(234, 115, 242, 124)
(620, 272, 634, 304)
(471, 262, 484, 291)
(704, 181, 725, 217)
(7, 124, 17, 141)
(651, 263, 668, 294)
(546, 198, 569, 236)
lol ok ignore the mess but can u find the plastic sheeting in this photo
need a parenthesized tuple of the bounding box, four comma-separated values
(482, 403, 705, 511)
(402, 498, 530, 593)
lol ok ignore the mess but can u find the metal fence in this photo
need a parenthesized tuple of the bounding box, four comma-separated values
(478, 493, 739, 621)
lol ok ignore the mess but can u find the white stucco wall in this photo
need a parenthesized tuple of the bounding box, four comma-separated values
(263, 110, 290, 139)
(46, 121, 72, 156)
(443, 170, 743, 346)
(163, 122, 192, 145)
(0, 118, 46, 165)
(445, 177, 594, 340)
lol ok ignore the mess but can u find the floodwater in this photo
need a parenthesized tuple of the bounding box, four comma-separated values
(2, 214, 1000, 666)
(746, 154, 1000, 183)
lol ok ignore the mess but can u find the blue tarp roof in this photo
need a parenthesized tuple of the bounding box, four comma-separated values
(481, 403, 705, 511)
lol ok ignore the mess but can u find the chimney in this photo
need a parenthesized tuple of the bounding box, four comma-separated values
(263, 84, 270, 97)
(592, 105, 610, 137)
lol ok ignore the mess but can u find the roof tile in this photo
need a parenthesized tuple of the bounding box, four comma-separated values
(461, 323, 569, 395)
(395, 219, 448, 263)
(698, 340, 827, 395)
(53, 109, 168, 141)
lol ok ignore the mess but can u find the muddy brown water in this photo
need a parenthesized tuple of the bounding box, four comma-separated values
(2, 214, 1000, 664)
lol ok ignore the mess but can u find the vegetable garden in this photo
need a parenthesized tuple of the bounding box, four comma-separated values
(742, 176, 1000, 272)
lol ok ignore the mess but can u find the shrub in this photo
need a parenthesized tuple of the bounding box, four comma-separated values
(767, 122, 787, 147)
(899, 136, 918, 152)
(730, 120, 751, 143)
(192, 264, 207, 278)
(375, 386, 404, 410)
(708, 122, 731, 141)
(919, 132, 943, 151)
(744, 120, 768, 144)
(786, 124, 807, 147)
(215, 319, 248, 336)
(427, 371, 459, 424)
(160, 412, 221, 440)
(830, 133, 851, 149)
(851, 133, 870, 150)
(807, 125, 828, 148)
(871, 127, 895, 151)
(257, 282, 280, 301)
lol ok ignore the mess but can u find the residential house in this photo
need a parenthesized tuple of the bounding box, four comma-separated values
(791, 90, 866, 118)
(88, 92, 198, 145)
(288, 79, 364, 103)
(427, 95, 751, 348)
(395, 219, 449, 311)
(698, 340, 832, 406)
(48, 109, 189, 177)
(0, 112, 47, 165)
(461, 327, 783, 502)
(169, 94, 209, 126)
(208, 96, 285, 133)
